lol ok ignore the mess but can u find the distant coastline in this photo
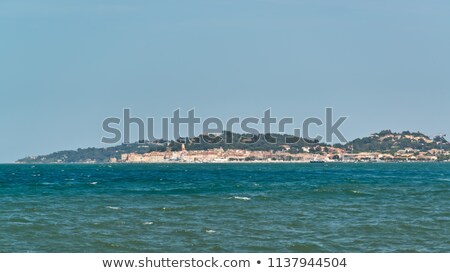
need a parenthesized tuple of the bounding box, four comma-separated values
(12, 161, 450, 165)
(17, 130, 450, 164)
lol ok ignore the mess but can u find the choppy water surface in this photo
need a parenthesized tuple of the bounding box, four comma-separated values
(0, 163, 449, 252)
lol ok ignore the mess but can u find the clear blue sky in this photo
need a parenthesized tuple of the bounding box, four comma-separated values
(1, 0, 449, 162)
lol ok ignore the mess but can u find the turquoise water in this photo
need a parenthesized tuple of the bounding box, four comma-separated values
(0, 163, 449, 253)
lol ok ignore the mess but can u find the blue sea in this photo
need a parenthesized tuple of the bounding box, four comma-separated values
(0, 163, 449, 253)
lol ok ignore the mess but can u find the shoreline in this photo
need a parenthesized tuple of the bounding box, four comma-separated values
(10, 161, 450, 165)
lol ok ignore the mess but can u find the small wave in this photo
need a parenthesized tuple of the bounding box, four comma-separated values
(90, 182, 98, 185)
(233, 196, 251, 201)
(348, 190, 364, 195)
(205, 229, 216, 233)
(143, 222, 154, 225)
(64, 178, 75, 181)
(160, 207, 176, 211)
(313, 188, 336, 193)
(314, 189, 325, 192)
(106, 206, 120, 210)
(437, 178, 450, 182)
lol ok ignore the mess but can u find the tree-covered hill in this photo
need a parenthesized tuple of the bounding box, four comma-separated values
(341, 130, 449, 153)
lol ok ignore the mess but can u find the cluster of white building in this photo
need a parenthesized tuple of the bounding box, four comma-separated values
(110, 143, 448, 163)
(116, 144, 326, 163)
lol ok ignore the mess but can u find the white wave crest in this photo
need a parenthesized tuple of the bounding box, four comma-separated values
(233, 196, 251, 201)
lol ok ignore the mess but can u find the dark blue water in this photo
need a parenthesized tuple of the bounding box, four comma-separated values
(0, 163, 449, 252)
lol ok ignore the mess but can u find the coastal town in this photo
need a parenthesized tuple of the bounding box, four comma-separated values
(17, 130, 450, 164)
(114, 143, 449, 163)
